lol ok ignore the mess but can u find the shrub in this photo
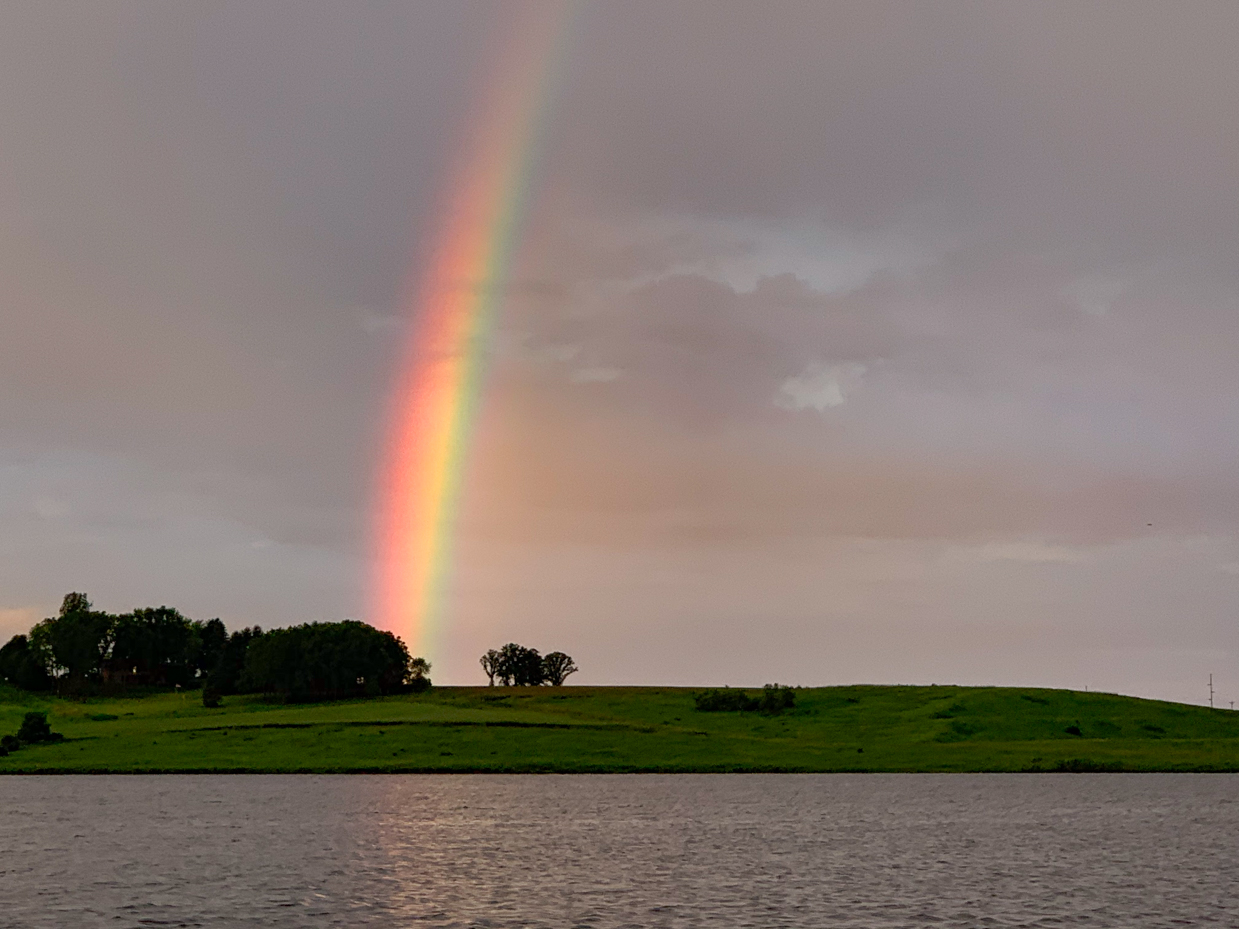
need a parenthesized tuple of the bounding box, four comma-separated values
(201, 675, 222, 708)
(17, 711, 63, 744)
(695, 685, 796, 715)
(758, 684, 796, 713)
(1053, 758, 1122, 772)
(694, 689, 755, 712)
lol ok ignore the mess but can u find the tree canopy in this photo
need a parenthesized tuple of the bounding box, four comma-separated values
(242, 620, 423, 701)
(481, 643, 579, 686)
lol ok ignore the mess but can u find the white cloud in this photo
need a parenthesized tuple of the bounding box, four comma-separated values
(775, 361, 867, 412)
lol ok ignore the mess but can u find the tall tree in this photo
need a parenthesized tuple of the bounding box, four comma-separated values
(408, 656, 432, 693)
(197, 618, 228, 676)
(479, 649, 500, 686)
(28, 593, 114, 691)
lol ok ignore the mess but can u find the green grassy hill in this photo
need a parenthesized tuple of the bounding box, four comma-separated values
(3, 684, 1238, 773)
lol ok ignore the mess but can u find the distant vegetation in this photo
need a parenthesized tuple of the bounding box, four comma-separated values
(479, 643, 578, 686)
(0, 592, 430, 704)
(695, 684, 796, 714)
(241, 621, 429, 702)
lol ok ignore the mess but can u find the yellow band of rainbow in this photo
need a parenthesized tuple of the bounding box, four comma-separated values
(373, 2, 575, 659)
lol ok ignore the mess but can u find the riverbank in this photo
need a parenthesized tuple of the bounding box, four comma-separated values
(3, 684, 1238, 773)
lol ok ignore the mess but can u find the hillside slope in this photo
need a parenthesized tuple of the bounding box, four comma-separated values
(2, 684, 1238, 773)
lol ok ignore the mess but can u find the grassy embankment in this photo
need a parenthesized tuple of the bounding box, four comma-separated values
(3, 683, 1238, 773)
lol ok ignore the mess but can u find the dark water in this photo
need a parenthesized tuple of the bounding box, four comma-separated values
(2, 774, 1237, 928)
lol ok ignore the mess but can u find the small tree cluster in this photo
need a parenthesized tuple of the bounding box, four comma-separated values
(694, 684, 797, 715)
(479, 644, 578, 686)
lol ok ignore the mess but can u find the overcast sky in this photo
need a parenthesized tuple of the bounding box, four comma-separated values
(1, 1, 1235, 702)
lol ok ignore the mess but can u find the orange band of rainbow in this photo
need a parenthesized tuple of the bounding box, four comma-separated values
(373, 2, 574, 659)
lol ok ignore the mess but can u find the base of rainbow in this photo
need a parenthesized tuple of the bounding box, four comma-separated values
(372, 2, 573, 659)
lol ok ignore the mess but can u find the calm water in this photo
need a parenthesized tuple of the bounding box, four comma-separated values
(2, 774, 1237, 927)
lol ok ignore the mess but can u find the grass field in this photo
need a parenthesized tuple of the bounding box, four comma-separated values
(3, 683, 1239, 773)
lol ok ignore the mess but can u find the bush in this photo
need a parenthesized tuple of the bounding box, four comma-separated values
(1053, 758, 1123, 773)
(695, 685, 796, 715)
(0, 734, 19, 753)
(695, 689, 757, 712)
(758, 684, 796, 714)
(16, 711, 63, 744)
(201, 675, 222, 708)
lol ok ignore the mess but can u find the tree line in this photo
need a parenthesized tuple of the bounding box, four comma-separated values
(479, 643, 578, 686)
(0, 592, 430, 703)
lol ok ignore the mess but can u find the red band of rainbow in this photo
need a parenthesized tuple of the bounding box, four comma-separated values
(373, 2, 574, 659)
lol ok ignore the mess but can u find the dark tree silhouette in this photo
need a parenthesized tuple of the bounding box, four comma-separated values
(242, 620, 426, 701)
(16, 711, 62, 743)
(480, 649, 500, 686)
(494, 643, 521, 685)
(494, 643, 545, 686)
(513, 647, 543, 686)
(408, 656, 432, 693)
(541, 652, 578, 686)
(0, 635, 52, 691)
(108, 607, 199, 686)
(28, 593, 114, 691)
(206, 625, 263, 695)
(59, 592, 90, 616)
(198, 618, 228, 676)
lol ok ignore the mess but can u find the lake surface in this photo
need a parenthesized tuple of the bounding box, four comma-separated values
(2, 774, 1236, 927)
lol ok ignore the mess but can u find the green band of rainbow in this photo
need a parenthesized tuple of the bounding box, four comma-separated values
(373, 2, 574, 659)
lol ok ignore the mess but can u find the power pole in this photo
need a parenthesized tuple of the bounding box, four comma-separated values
(1208, 673, 1214, 709)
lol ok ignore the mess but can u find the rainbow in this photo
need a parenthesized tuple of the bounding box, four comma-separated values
(373, 2, 574, 659)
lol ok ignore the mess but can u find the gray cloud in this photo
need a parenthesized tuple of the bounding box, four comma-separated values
(0, 1, 1235, 702)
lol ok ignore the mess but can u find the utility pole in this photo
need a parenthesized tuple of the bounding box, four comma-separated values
(1208, 673, 1214, 709)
